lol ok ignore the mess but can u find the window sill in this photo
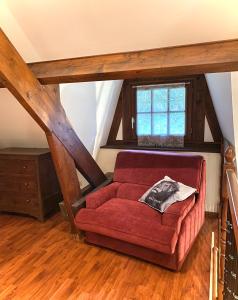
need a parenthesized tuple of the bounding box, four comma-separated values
(101, 142, 221, 153)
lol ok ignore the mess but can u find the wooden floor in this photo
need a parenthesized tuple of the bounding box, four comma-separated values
(0, 212, 217, 300)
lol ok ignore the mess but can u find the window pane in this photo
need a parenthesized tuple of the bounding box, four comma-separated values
(137, 113, 151, 135)
(153, 113, 168, 135)
(137, 90, 151, 112)
(169, 87, 185, 111)
(169, 112, 185, 135)
(153, 88, 168, 112)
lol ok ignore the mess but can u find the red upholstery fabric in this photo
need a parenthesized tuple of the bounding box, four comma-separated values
(116, 183, 150, 200)
(75, 151, 206, 271)
(85, 231, 197, 271)
(86, 182, 121, 209)
(161, 195, 195, 229)
(85, 232, 180, 270)
(75, 195, 196, 255)
(177, 160, 206, 263)
(76, 199, 175, 254)
(113, 151, 203, 191)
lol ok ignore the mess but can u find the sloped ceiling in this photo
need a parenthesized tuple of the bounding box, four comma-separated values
(4, 0, 238, 61)
(206, 73, 234, 145)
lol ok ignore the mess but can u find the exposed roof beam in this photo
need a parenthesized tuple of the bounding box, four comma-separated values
(2, 39, 238, 87)
(0, 28, 106, 187)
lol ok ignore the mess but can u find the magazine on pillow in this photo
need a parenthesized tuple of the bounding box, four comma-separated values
(139, 176, 197, 213)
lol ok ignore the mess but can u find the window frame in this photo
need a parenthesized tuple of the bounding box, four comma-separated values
(106, 75, 222, 153)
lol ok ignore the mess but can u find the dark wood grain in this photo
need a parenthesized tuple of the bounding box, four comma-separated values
(0, 213, 217, 299)
(107, 91, 122, 144)
(191, 76, 205, 142)
(107, 75, 221, 151)
(46, 132, 82, 233)
(122, 81, 136, 142)
(0, 148, 61, 221)
(0, 29, 106, 187)
(44, 85, 82, 232)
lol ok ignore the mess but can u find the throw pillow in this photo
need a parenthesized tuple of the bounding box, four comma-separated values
(139, 176, 197, 213)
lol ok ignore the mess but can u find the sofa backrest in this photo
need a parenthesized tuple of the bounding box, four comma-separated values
(113, 150, 204, 191)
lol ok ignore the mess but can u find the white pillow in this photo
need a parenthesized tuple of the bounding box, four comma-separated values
(139, 176, 197, 213)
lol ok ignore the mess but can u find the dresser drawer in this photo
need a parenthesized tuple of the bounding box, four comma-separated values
(0, 148, 61, 221)
(0, 193, 40, 213)
(0, 159, 36, 175)
(0, 175, 38, 193)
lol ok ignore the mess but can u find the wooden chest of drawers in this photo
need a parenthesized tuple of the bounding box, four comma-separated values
(0, 148, 62, 221)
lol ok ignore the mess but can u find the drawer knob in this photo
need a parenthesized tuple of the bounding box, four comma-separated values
(26, 199, 31, 203)
(23, 165, 27, 169)
(24, 182, 30, 188)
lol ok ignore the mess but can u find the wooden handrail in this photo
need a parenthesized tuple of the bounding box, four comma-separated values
(218, 140, 238, 300)
(219, 143, 236, 299)
(226, 169, 238, 246)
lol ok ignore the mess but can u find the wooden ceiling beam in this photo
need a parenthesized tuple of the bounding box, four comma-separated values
(0, 39, 237, 88)
(0, 28, 106, 187)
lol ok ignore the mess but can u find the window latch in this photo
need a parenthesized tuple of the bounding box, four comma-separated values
(131, 117, 135, 129)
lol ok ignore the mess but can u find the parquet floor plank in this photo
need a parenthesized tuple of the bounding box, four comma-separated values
(0, 213, 216, 300)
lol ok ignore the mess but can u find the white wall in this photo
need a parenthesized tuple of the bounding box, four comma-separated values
(0, 0, 48, 149)
(0, 89, 48, 149)
(206, 73, 234, 145)
(97, 149, 221, 213)
(59, 81, 122, 186)
(204, 117, 214, 142)
(93, 80, 123, 158)
(60, 82, 97, 154)
(0, 0, 40, 62)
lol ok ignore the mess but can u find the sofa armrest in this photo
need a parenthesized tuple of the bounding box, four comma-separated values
(59, 173, 114, 219)
(86, 182, 121, 209)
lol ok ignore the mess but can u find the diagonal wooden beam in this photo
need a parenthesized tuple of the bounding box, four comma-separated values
(47, 132, 81, 233)
(17, 39, 238, 85)
(45, 85, 81, 232)
(0, 28, 106, 187)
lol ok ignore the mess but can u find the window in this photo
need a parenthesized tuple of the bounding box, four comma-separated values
(136, 84, 186, 137)
(106, 75, 222, 153)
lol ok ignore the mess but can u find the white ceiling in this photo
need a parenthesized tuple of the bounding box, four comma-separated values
(4, 0, 238, 61)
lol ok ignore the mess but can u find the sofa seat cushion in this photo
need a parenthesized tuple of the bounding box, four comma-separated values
(75, 197, 195, 255)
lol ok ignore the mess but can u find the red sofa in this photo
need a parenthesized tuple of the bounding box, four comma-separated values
(75, 150, 206, 271)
